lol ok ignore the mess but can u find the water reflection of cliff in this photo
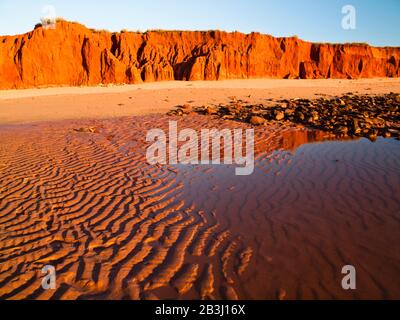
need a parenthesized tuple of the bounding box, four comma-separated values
(276, 129, 357, 154)
(281, 130, 330, 151)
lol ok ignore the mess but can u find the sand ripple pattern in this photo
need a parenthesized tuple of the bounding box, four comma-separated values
(1, 115, 399, 300)
(0, 116, 258, 300)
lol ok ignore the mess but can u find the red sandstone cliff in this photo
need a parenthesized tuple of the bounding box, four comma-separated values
(0, 20, 399, 89)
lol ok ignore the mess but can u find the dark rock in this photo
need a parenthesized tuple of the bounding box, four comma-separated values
(168, 93, 399, 140)
(367, 130, 378, 141)
(250, 116, 266, 126)
(74, 127, 98, 134)
(296, 112, 305, 121)
(275, 110, 285, 121)
(311, 111, 319, 121)
(206, 106, 218, 115)
(284, 108, 295, 117)
(180, 104, 191, 110)
(335, 126, 348, 135)
(383, 130, 392, 138)
(351, 119, 361, 134)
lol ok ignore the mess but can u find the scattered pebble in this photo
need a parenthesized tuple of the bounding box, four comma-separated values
(167, 93, 400, 141)
(74, 127, 98, 134)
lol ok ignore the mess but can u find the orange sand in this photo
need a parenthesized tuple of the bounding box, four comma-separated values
(0, 79, 399, 300)
(1, 79, 400, 125)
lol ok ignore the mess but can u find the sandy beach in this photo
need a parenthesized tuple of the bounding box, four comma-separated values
(1, 78, 400, 125)
(0, 79, 399, 300)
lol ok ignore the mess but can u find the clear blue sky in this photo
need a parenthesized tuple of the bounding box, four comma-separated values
(1, 0, 399, 46)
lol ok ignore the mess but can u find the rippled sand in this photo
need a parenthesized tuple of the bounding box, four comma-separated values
(0, 114, 399, 300)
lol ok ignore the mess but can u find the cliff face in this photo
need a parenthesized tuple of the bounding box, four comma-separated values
(0, 20, 399, 89)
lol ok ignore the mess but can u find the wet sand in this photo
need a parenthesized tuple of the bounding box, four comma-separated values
(0, 114, 399, 300)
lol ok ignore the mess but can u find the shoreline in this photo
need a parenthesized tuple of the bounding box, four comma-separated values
(0, 78, 399, 125)
(0, 78, 398, 99)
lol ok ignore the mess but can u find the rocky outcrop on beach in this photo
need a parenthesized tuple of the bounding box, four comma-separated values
(0, 20, 399, 89)
(169, 93, 400, 141)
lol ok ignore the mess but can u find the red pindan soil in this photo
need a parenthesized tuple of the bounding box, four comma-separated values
(0, 19, 399, 89)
